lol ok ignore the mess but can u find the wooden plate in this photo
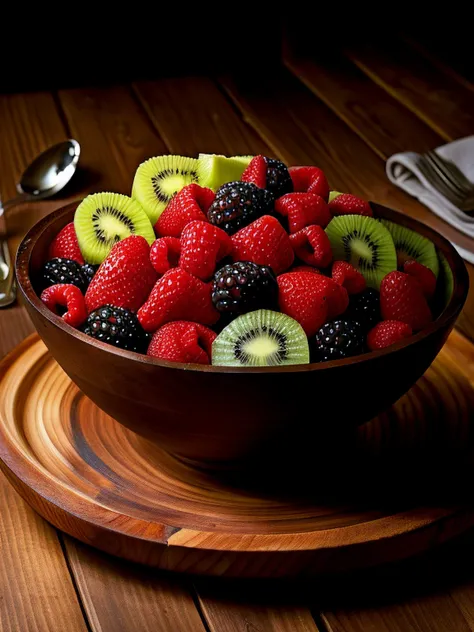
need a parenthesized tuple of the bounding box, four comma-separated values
(1, 334, 474, 578)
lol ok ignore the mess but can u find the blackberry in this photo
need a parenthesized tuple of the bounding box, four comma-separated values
(207, 181, 274, 235)
(313, 319, 366, 362)
(212, 261, 278, 315)
(263, 157, 293, 198)
(81, 263, 100, 286)
(345, 288, 381, 332)
(42, 258, 87, 292)
(83, 305, 149, 353)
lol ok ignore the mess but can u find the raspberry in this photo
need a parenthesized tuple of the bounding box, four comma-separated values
(313, 320, 365, 362)
(41, 258, 87, 293)
(289, 225, 332, 268)
(84, 305, 149, 353)
(40, 284, 87, 328)
(207, 181, 274, 235)
(332, 261, 367, 295)
(367, 320, 413, 351)
(380, 271, 432, 331)
(155, 183, 215, 238)
(240, 155, 267, 188)
(150, 237, 181, 275)
(242, 156, 293, 198)
(48, 222, 84, 265)
(345, 288, 381, 331)
(275, 192, 331, 233)
(288, 166, 329, 201)
(147, 321, 216, 364)
(180, 220, 232, 281)
(403, 260, 436, 299)
(328, 193, 373, 217)
(290, 266, 321, 275)
(231, 215, 294, 275)
(211, 261, 278, 315)
(137, 268, 219, 333)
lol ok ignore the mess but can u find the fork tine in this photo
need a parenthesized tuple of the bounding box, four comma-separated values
(417, 159, 465, 204)
(425, 152, 468, 196)
(419, 156, 465, 200)
(427, 151, 474, 195)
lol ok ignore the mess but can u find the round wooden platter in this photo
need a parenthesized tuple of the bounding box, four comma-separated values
(1, 335, 474, 578)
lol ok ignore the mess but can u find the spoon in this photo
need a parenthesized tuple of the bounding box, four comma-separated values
(0, 140, 80, 307)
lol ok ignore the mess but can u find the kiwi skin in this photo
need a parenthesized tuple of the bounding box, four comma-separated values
(381, 219, 439, 278)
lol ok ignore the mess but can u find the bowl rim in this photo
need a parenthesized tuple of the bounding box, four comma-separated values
(16, 201, 469, 374)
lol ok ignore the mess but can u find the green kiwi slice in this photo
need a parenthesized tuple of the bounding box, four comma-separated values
(381, 219, 439, 278)
(325, 215, 397, 289)
(74, 192, 155, 264)
(436, 251, 454, 312)
(212, 309, 309, 367)
(197, 153, 253, 190)
(132, 155, 200, 224)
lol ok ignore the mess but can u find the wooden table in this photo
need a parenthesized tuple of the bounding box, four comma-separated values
(1, 34, 474, 631)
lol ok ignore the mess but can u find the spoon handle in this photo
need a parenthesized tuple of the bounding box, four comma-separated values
(0, 239, 16, 308)
(0, 192, 32, 216)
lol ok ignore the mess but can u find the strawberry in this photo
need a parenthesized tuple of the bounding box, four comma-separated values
(277, 272, 328, 337)
(48, 222, 84, 265)
(241, 155, 267, 188)
(150, 237, 181, 275)
(380, 271, 432, 331)
(290, 265, 321, 275)
(40, 284, 87, 328)
(231, 215, 294, 275)
(137, 268, 219, 333)
(180, 220, 232, 281)
(332, 261, 366, 295)
(288, 166, 329, 201)
(275, 192, 331, 233)
(147, 321, 216, 364)
(155, 184, 215, 238)
(367, 320, 413, 351)
(289, 225, 332, 268)
(85, 236, 157, 314)
(403, 260, 436, 299)
(328, 193, 373, 217)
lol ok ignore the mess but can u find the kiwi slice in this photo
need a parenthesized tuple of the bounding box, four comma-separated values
(197, 153, 253, 190)
(325, 215, 397, 289)
(74, 192, 155, 264)
(328, 191, 342, 203)
(436, 251, 454, 312)
(381, 219, 439, 278)
(132, 155, 200, 224)
(212, 309, 309, 367)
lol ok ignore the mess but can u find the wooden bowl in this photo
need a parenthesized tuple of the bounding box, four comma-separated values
(15, 202, 469, 470)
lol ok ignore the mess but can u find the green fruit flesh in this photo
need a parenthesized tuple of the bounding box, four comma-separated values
(197, 153, 253, 190)
(74, 192, 155, 264)
(437, 251, 454, 312)
(132, 155, 200, 225)
(212, 309, 309, 367)
(325, 215, 397, 289)
(381, 219, 439, 278)
(328, 191, 342, 203)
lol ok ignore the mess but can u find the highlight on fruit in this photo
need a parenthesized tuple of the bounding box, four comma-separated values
(37, 153, 452, 367)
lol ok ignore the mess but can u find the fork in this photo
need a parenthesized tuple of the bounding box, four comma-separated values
(422, 151, 474, 212)
(417, 155, 474, 214)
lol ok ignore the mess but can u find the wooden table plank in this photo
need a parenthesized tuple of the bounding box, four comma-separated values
(65, 538, 207, 632)
(345, 36, 474, 141)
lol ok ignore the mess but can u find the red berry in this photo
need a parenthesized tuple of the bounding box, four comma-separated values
(367, 320, 413, 351)
(147, 321, 217, 364)
(275, 192, 331, 233)
(137, 268, 219, 333)
(155, 184, 215, 238)
(85, 236, 157, 314)
(180, 220, 232, 281)
(277, 272, 328, 337)
(332, 261, 367, 295)
(290, 225, 332, 268)
(40, 284, 87, 328)
(289, 166, 329, 201)
(241, 155, 267, 188)
(380, 271, 432, 331)
(150, 237, 181, 275)
(290, 265, 321, 275)
(403, 260, 437, 299)
(329, 193, 373, 217)
(231, 215, 294, 275)
(48, 223, 84, 265)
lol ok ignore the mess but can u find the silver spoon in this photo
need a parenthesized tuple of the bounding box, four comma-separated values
(0, 140, 81, 308)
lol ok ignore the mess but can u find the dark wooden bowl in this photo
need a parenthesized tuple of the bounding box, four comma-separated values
(16, 202, 469, 470)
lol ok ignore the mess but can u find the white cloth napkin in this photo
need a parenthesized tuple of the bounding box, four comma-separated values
(386, 136, 474, 264)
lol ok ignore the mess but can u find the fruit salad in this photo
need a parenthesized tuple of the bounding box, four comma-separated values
(38, 154, 454, 367)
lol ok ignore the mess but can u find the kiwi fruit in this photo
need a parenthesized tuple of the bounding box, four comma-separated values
(325, 215, 397, 289)
(328, 191, 342, 203)
(381, 219, 439, 277)
(132, 155, 200, 224)
(212, 309, 309, 367)
(436, 251, 454, 312)
(74, 192, 155, 264)
(197, 153, 253, 190)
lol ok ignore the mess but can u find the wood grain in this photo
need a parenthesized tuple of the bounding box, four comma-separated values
(346, 36, 474, 141)
(64, 537, 207, 632)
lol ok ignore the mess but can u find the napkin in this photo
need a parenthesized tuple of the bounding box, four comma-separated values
(386, 136, 474, 264)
